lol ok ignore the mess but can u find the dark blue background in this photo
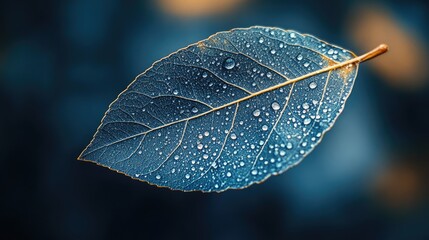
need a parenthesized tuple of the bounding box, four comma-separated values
(1, 0, 428, 239)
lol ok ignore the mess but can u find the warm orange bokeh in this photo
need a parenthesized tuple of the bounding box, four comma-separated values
(372, 161, 425, 211)
(157, 0, 247, 18)
(348, 5, 428, 89)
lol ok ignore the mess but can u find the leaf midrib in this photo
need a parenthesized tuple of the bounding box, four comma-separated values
(82, 53, 362, 158)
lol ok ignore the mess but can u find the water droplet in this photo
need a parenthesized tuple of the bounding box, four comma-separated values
(185, 174, 190, 179)
(289, 32, 296, 38)
(197, 143, 203, 150)
(226, 172, 232, 177)
(204, 131, 209, 137)
(173, 89, 179, 95)
(251, 169, 258, 175)
(203, 154, 209, 159)
(302, 102, 309, 109)
(156, 175, 161, 180)
(309, 82, 317, 89)
(279, 43, 284, 48)
(328, 49, 334, 55)
(271, 102, 280, 111)
(303, 118, 311, 125)
(245, 42, 250, 48)
(192, 107, 198, 113)
(171, 168, 176, 173)
(253, 109, 261, 117)
(174, 155, 179, 160)
(286, 142, 293, 149)
(267, 72, 272, 78)
(262, 125, 268, 131)
(138, 150, 142, 154)
(230, 133, 237, 140)
(279, 150, 286, 157)
(270, 49, 276, 54)
(202, 72, 208, 78)
(259, 37, 264, 43)
(296, 54, 303, 61)
(223, 58, 235, 70)
(304, 62, 310, 67)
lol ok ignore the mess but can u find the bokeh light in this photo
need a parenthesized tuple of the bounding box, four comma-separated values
(347, 4, 428, 89)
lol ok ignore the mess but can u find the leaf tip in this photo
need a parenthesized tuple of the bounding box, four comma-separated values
(76, 150, 87, 162)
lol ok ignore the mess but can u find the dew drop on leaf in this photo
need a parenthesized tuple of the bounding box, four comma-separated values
(309, 82, 317, 89)
(271, 102, 280, 111)
(253, 109, 261, 117)
(223, 58, 236, 70)
(302, 102, 309, 109)
(303, 118, 311, 125)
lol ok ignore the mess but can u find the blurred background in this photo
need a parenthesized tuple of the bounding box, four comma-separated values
(1, 0, 428, 239)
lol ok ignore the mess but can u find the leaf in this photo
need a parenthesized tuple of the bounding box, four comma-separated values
(78, 26, 387, 192)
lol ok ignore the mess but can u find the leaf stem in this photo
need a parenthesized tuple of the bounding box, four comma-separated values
(357, 44, 389, 63)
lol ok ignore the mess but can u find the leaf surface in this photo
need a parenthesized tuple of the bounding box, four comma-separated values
(79, 26, 360, 192)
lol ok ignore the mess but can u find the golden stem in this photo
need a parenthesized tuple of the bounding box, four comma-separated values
(358, 44, 389, 63)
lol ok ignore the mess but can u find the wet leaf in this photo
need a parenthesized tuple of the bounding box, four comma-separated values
(79, 26, 386, 192)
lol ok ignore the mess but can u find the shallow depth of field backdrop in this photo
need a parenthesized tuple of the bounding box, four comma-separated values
(1, 0, 428, 239)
